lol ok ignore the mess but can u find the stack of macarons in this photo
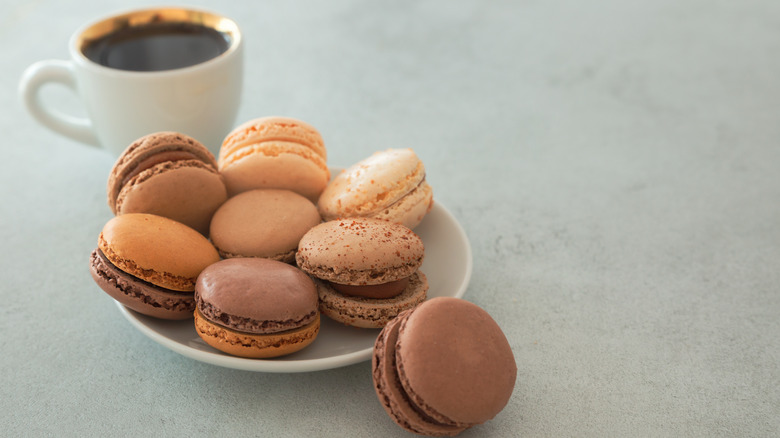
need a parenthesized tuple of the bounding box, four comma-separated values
(88, 115, 517, 434)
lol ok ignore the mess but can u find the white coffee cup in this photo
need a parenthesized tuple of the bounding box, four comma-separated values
(19, 7, 243, 157)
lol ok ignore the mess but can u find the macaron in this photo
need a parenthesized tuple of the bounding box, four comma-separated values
(193, 258, 320, 358)
(295, 218, 428, 328)
(217, 116, 330, 202)
(318, 148, 434, 229)
(209, 189, 321, 263)
(107, 132, 228, 235)
(89, 213, 221, 320)
(372, 297, 517, 436)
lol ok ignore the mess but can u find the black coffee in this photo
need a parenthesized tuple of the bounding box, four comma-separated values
(82, 22, 230, 71)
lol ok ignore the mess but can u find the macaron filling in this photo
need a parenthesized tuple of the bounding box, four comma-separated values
(196, 300, 318, 335)
(90, 248, 195, 312)
(120, 150, 204, 186)
(329, 277, 410, 299)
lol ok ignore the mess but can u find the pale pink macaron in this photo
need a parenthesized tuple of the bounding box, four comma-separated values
(318, 148, 433, 229)
(217, 116, 330, 202)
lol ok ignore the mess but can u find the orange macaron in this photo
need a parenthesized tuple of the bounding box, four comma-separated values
(89, 213, 220, 319)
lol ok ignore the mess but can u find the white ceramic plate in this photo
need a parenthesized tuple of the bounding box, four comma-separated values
(117, 201, 472, 372)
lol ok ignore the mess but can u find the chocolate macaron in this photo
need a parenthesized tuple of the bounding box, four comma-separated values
(194, 258, 320, 358)
(209, 189, 321, 263)
(296, 218, 428, 328)
(107, 132, 228, 235)
(89, 213, 220, 320)
(372, 297, 517, 436)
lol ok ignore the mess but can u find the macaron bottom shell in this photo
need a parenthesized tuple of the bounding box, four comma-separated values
(316, 271, 428, 329)
(89, 249, 195, 320)
(194, 309, 321, 359)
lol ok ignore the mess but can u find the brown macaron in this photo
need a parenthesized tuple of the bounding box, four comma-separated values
(89, 213, 221, 319)
(372, 297, 517, 436)
(107, 132, 228, 235)
(194, 258, 321, 358)
(296, 218, 428, 328)
(209, 189, 321, 263)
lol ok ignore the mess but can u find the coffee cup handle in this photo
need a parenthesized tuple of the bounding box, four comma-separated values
(19, 60, 100, 147)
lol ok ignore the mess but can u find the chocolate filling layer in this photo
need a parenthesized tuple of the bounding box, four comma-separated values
(121, 150, 202, 186)
(90, 248, 195, 312)
(330, 277, 409, 299)
(196, 300, 317, 335)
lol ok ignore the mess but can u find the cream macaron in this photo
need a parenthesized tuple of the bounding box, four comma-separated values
(217, 116, 330, 202)
(317, 148, 434, 229)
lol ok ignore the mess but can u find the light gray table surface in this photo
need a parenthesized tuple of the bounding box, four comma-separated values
(2, 0, 779, 436)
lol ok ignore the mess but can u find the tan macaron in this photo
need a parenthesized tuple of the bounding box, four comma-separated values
(296, 218, 428, 328)
(217, 116, 330, 202)
(107, 132, 227, 236)
(209, 189, 321, 263)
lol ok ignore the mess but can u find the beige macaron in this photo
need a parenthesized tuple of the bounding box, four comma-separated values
(209, 189, 321, 263)
(217, 116, 330, 202)
(318, 148, 433, 229)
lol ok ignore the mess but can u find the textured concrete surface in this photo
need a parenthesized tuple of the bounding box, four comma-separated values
(2, 0, 779, 436)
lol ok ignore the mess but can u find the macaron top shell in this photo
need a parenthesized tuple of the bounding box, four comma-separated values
(219, 116, 327, 165)
(318, 148, 426, 220)
(98, 213, 220, 291)
(396, 297, 517, 427)
(107, 132, 219, 214)
(296, 218, 424, 285)
(195, 258, 319, 334)
(209, 189, 321, 260)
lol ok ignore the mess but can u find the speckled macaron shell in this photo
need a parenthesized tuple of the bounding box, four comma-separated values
(209, 189, 321, 262)
(373, 297, 517, 434)
(97, 213, 220, 291)
(107, 132, 228, 235)
(217, 116, 330, 202)
(295, 218, 425, 286)
(315, 271, 427, 329)
(194, 258, 321, 358)
(318, 148, 434, 229)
